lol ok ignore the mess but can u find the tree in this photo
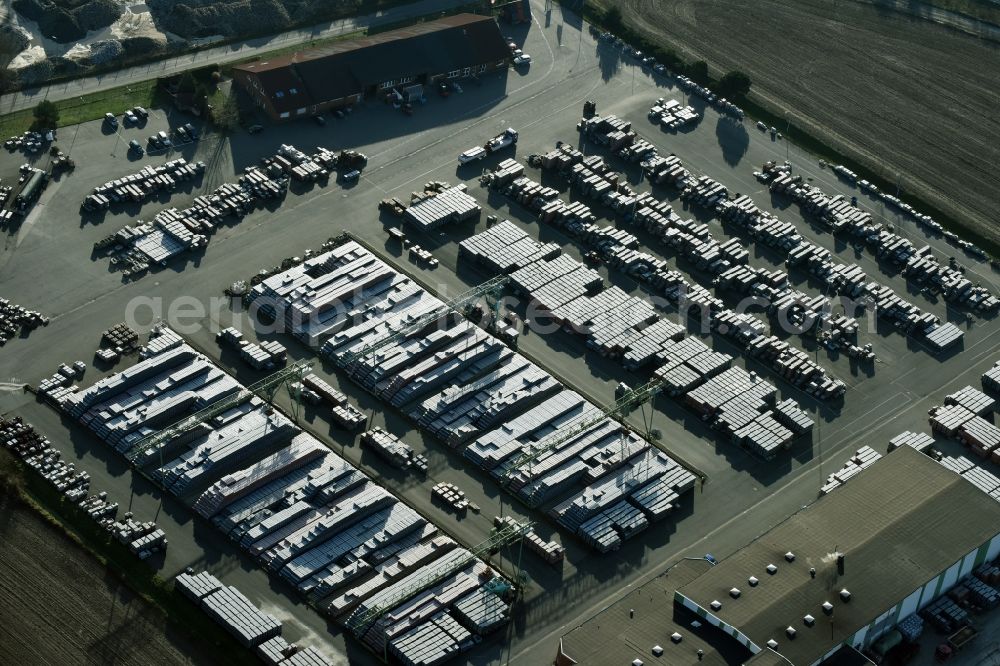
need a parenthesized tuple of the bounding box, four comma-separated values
(717, 70, 752, 100)
(31, 99, 59, 130)
(177, 70, 197, 95)
(211, 91, 240, 132)
(604, 5, 623, 30)
(687, 60, 709, 85)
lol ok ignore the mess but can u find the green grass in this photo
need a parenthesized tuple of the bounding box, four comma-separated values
(0, 447, 247, 665)
(0, 79, 162, 137)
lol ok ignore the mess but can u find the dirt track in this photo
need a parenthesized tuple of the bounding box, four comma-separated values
(615, 0, 1000, 248)
(0, 497, 208, 666)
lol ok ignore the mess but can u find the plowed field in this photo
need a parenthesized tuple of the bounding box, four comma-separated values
(0, 497, 207, 666)
(614, 0, 1000, 249)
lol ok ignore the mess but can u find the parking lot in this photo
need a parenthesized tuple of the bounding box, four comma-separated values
(2, 1, 1000, 664)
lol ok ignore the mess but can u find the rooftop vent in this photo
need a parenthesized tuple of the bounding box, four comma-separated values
(710, 600, 722, 612)
(767, 639, 779, 650)
(840, 588, 852, 603)
(785, 552, 796, 562)
(729, 588, 741, 599)
(748, 576, 759, 587)
(803, 614, 815, 627)
(652, 646, 663, 657)
(632, 660, 644, 666)
(766, 564, 778, 575)
(670, 632, 683, 644)
(785, 626, 797, 639)
(822, 601, 834, 616)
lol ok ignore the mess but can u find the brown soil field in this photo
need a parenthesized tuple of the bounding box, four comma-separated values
(0, 495, 209, 666)
(612, 0, 1000, 249)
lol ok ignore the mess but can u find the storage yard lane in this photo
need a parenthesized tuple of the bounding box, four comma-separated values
(2, 1, 1000, 664)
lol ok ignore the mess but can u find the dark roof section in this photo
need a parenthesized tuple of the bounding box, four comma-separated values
(678, 446, 1000, 666)
(234, 14, 510, 107)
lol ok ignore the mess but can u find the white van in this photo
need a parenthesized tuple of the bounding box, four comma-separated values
(458, 146, 487, 165)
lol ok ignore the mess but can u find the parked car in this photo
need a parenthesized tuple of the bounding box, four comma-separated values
(148, 134, 162, 148)
(183, 123, 198, 139)
(104, 113, 118, 128)
(128, 139, 143, 155)
(438, 82, 451, 97)
(132, 106, 148, 120)
(313, 114, 326, 126)
(341, 169, 361, 183)
(247, 124, 264, 134)
(123, 110, 138, 125)
(513, 54, 532, 66)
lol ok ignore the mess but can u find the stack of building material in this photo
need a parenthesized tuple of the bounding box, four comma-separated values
(921, 595, 970, 634)
(193, 434, 328, 518)
(198, 582, 283, 647)
(896, 614, 924, 642)
(361, 428, 428, 472)
(404, 185, 480, 230)
(930, 404, 977, 437)
(281, 646, 336, 666)
(458, 219, 560, 273)
(772, 398, 815, 435)
(888, 431, 935, 454)
(951, 577, 1000, 610)
(494, 516, 565, 565)
(257, 636, 295, 665)
(946, 386, 996, 418)
(820, 446, 882, 494)
(958, 416, 1000, 459)
(983, 361, 1000, 396)
(452, 587, 510, 635)
(925, 322, 965, 353)
(175, 570, 224, 601)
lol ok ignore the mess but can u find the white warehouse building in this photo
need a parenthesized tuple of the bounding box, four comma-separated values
(674, 446, 1000, 666)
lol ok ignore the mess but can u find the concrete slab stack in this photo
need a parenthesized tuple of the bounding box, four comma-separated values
(888, 431, 935, 454)
(820, 446, 883, 494)
(62, 326, 513, 653)
(404, 185, 481, 230)
(946, 386, 995, 418)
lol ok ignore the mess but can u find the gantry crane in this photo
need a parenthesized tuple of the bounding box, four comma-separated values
(336, 275, 510, 370)
(498, 376, 667, 508)
(126, 360, 313, 464)
(346, 518, 532, 642)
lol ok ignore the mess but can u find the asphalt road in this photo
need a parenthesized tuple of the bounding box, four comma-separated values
(0, 0, 470, 115)
(1, 1, 998, 664)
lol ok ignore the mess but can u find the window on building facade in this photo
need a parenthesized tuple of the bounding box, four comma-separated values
(275, 90, 285, 98)
(400, 76, 415, 85)
(448, 70, 460, 78)
(497, 59, 506, 67)
(280, 112, 290, 118)
(289, 87, 298, 95)
(462, 67, 471, 76)
(479, 64, 487, 73)
(296, 108, 306, 115)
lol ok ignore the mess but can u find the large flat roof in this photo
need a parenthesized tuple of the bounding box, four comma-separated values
(677, 446, 1000, 665)
(559, 559, 753, 665)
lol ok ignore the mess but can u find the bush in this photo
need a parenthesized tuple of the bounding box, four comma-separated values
(686, 60, 709, 85)
(717, 70, 752, 100)
(32, 99, 60, 130)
